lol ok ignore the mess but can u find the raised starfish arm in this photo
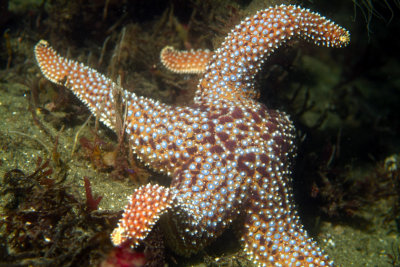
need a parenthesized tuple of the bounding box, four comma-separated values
(159, 5, 350, 102)
(194, 4, 349, 102)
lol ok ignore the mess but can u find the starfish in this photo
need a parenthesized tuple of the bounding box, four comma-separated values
(34, 4, 349, 266)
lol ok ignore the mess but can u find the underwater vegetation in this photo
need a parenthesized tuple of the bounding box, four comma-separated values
(352, 0, 400, 27)
(0, 157, 119, 266)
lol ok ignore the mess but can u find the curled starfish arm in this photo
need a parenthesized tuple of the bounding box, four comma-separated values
(196, 4, 350, 103)
(160, 46, 212, 74)
(111, 184, 175, 247)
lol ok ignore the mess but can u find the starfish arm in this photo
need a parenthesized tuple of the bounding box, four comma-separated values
(242, 181, 333, 267)
(111, 184, 175, 247)
(35, 40, 121, 130)
(35, 40, 205, 175)
(160, 46, 212, 74)
(195, 4, 350, 103)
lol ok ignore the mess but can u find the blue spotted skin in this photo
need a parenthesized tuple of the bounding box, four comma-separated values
(35, 4, 349, 266)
